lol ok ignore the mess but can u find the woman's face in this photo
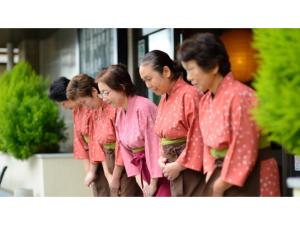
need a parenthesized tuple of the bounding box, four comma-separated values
(76, 88, 101, 109)
(97, 81, 126, 108)
(60, 100, 77, 110)
(181, 60, 216, 92)
(139, 64, 172, 96)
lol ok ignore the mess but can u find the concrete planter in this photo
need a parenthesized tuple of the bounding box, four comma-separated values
(287, 177, 300, 197)
(0, 152, 92, 197)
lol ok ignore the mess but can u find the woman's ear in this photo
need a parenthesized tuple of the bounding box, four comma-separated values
(162, 66, 172, 79)
(120, 84, 126, 92)
(212, 65, 219, 75)
(92, 87, 98, 97)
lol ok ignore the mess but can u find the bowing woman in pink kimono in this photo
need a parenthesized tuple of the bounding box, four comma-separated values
(67, 73, 141, 197)
(139, 50, 205, 196)
(177, 33, 281, 196)
(97, 64, 171, 197)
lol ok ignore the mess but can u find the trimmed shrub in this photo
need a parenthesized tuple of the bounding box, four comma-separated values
(0, 61, 66, 160)
(252, 28, 300, 155)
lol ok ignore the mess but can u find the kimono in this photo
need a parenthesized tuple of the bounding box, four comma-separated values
(73, 105, 92, 160)
(91, 101, 140, 196)
(154, 77, 205, 196)
(115, 95, 170, 196)
(73, 105, 109, 196)
(199, 73, 281, 196)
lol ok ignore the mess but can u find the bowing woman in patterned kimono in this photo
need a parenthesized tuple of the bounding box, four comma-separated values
(67, 73, 141, 197)
(97, 64, 171, 197)
(177, 33, 281, 196)
(49, 77, 98, 195)
(139, 50, 205, 196)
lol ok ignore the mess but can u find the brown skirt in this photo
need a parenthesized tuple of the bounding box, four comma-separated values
(103, 147, 142, 197)
(202, 148, 276, 197)
(91, 164, 110, 197)
(162, 143, 205, 197)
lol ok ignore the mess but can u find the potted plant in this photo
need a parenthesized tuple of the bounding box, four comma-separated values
(252, 28, 300, 195)
(0, 61, 66, 160)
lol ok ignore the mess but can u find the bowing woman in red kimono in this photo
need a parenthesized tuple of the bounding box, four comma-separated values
(49, 77, 99, 196)
(139, 50, 205, 196)
(177, 33, 281, 196)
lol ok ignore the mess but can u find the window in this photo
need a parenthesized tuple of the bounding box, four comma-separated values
(0, 48, 19, 64)
(78, 29, 117, 77)
(148, 29, 174, 59)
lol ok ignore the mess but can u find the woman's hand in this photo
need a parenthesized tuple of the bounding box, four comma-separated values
(135, 174, 144, 190)
(84, 170, 96, 187)
(109, 175, 121, 195)
(212, 177, 232, 196)
(163, 161, 184, 181)
(158, 156, 167, 170)
(205, 165, 216, 183)
(143, 179, 158, 197)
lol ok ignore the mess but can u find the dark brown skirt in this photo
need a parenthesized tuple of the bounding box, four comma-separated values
(162, 143, 205, 197)
(91, 164, 110, 197)
(202, 147, 276, 197)
(103, 147, 142, 197)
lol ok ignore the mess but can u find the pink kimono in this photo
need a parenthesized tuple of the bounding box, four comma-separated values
(115, 95, 170, 196)
(199, 73, 280, 196)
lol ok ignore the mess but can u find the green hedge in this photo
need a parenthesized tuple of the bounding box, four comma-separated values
(0, 61, 66, 160)
(252, 28, 300, 155)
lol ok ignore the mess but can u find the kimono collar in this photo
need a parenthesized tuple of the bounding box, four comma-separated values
(124, 95, 138, 113)
(210, 72, 234, 99)
(166, 76, 185, 99)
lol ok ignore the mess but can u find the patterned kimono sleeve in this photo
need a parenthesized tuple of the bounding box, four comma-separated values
(90, 116, 107, 163)
(73, 110, 89, 160)
(73, 127, 89, 159)
(138, 107, 163, 178)
(90, 140, 106, 163)
(94, 110, 110, 162)
(221, 94, 260, 187)
(176, 93, 203, 171)
(108, 108, 122, 167)
(115, 141, 124, 166)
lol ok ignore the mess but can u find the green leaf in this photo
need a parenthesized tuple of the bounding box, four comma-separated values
(252, 29, 300, 155)
(0, 61, 66, 160)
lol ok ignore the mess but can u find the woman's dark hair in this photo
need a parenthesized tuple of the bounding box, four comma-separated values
(66, 73, 99, 101)
(140, 50, 184, 81)
(177, 33, 231, 76)
(48, 76, 70, 102)
(97, 64, 136, 97)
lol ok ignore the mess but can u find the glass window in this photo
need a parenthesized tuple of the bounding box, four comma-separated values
(0, 48, 19, 64)
(79, 29, 117, 77)
(148, 29, 174, 59)
(142, 28, 161, 36)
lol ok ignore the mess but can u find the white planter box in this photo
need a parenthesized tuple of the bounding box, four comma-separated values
(0, 152, 92, 197)
(287, 177, 300, 197)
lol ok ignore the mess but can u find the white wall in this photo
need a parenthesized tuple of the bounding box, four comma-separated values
(0, 153, 92, 197)
(39, 29, 80, 152)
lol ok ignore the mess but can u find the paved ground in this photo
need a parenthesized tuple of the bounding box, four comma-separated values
(0, 188, 13, 197)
